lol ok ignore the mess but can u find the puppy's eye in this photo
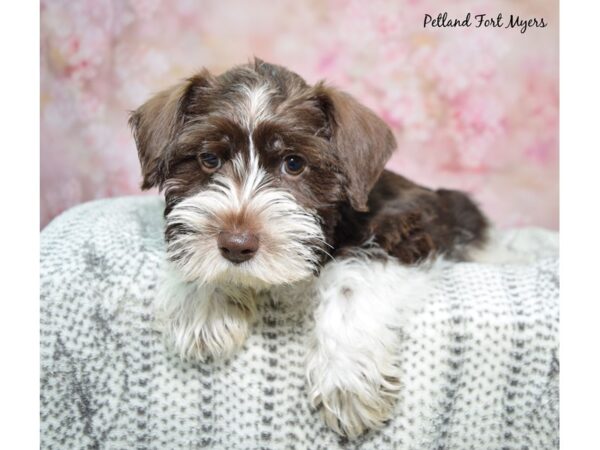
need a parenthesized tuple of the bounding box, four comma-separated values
(198, 152, 221, 172)
(282, 155, 306, 176)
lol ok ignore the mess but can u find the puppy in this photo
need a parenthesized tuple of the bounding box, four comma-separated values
(129, 58, 488, 438)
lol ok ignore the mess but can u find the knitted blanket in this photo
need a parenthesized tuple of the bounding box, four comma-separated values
(40, 196, 559, 450)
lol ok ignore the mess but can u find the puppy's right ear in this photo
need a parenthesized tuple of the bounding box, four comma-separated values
(129, 71, 212, 190)
(312, 83, 397, 212)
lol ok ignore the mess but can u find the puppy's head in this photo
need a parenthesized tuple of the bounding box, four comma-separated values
(130, 59, 396, 288)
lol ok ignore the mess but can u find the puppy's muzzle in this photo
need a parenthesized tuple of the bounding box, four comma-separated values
(218, 230, 259, 264)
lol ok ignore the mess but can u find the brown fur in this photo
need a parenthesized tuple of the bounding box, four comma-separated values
(130, 58, 488, 265)
(334, 170, 488, 263)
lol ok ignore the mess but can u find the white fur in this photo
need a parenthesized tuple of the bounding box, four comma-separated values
(306, 253, 444, 438)
(154, 267, 257, 362)
(240, 84, 274, 131)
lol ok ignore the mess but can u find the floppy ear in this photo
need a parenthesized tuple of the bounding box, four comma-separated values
(315, 84, 397, 212)
(128, 71, 211, 189)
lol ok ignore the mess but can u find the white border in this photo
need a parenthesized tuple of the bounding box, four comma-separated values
(561, 1, 600, 448)
(0, 1, 40, 448)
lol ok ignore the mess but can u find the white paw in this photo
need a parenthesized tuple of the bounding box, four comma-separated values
(167, 295, 253, 361)
(309, 362, 400, 439)
(155, 270, 257, 361)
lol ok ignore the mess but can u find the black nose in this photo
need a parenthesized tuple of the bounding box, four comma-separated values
(218, 231, 259, 264)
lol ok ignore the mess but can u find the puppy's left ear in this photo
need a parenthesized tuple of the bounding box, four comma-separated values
(314, 84, 397, 212)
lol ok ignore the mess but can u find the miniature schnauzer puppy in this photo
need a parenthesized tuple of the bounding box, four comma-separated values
(129, 59, 488, 439)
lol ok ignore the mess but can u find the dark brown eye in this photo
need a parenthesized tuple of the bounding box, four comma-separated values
(198, 152, 221, 172)
(282, 155, 306, 176)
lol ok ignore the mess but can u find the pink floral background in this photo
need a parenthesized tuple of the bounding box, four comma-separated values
(40, 0, 558, 229)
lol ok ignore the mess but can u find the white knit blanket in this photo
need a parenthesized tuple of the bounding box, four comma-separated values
(40, 196, 559, 449)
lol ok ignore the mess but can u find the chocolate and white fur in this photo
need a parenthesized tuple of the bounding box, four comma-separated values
(129, 59, 488, 439)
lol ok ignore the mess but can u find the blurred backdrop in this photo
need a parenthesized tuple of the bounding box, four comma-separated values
(40, 0, 558, 229)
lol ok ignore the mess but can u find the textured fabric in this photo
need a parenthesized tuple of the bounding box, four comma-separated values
(40, 196, 559, 449)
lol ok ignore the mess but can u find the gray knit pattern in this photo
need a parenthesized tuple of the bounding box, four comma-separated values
(40, 196, 559, 450)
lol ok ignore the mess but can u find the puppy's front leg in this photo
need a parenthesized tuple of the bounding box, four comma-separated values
(155, 270, 257, 361)
(306, 255, 432, 439)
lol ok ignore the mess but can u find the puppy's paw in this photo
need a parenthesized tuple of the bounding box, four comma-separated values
(307, 359, 401, 439)
(371, 211, 436, 264)
(172, 299, 252, 362)
(156, 279, 257, 362)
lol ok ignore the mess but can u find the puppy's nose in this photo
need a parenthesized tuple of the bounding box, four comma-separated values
(218, 231, 259, 264)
